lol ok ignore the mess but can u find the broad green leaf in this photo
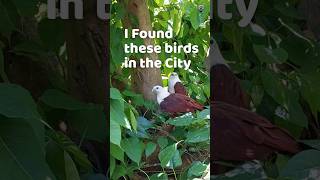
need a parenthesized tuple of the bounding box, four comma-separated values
(65, 105, 107, 142)
(11, 0, 38, 16)
(167, 113, 194, 126)
(197, 109, 210, 120)
(127, 108, 137, 131)
(0, 83, 44, 144)
(280, 150, 320, 180)
(172, 9, 182, 36)
(157, 137, 168, 149)
(158, 142, 179, 168)
(110, 143, 124, 162)
(150, 173, 168, 180)
(145, 142, 157, 157)
(168, 150, 182, 168)
(188, 161, 208, 177)
(154, 0, 164, 6)
(301, 140, 320, 151)
(287, 91, 308, 127)
(253, 45, 288, 64)
(13, 40, 47, 57)
(111, 164, 126, 180)
(110, 88, 123, 100)
(110, 118, 121, 146)
(0, 118, 55, 180)
(110, 99, 131, 129)
(261, 70, 286, 105)
(110, 157, 115, 177)
(121, 137, 144, 164)
(38, 19, 65, 52)
(186, 128, 209, 143)
(47, 131, 92, 172)
(40, 89, 88, 110)
(64, 152, 81, 180)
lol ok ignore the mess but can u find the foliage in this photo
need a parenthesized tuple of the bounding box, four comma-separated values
(213, 0, 320, 179)
(0, 0, 107, 179)
(110, 0, 210, 178)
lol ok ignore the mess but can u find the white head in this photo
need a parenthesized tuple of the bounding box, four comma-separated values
(152, 85, 171, 104)
(168, 72, 181, 94)
(205, 38, 228, 71)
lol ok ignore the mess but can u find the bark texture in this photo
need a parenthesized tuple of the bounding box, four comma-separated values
(123, 0, 162, 101)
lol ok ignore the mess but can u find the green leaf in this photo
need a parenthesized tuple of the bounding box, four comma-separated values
(253, 45, 288, 64)
(280, 150, 320, 180)
(111, 143, 124, 162)
(47, 131, 92, 172)
(111, 164, 126, 180)
(110, 88, 123, 100)
(197, 109, 210, 120)
(38, 19, 65, 52)
(287, 91, 308, 127)
(64, 152, 81, 180)
(145, 142, 157, 157)
(11, 0, 38, 16)
(158, 142, 179, 168)
(121, 137, 144, 165)
(0, 49, 9, 82)
(0, 83, 44, 144)
(301, 140, 320, 151)
(185, 128, 209, 143)
(13, 40, 47, 57)
(40, 89, 88, 110)
(0, 117, 55, 180)
(172, 9, 182, 36)
(261, 70, 286, 105)
(168, 150, 182, 168)
(110, 118, 121, 146)
(167, 113, 195, 126)
(157, 137, 168, 149)
(65, 105, 107, 142)
(188, 161, 208, 177)
(110, 99, 131, 129)
(150, 173, 168, 180)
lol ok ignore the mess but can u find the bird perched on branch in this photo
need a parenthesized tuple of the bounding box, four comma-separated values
(211, 101, 301, 174)
(152, 85, 204, 117)
(206, 39, 250, 109)
(168, 72, 188, 96)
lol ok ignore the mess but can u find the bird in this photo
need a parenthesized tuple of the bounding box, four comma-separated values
(152, 85, 204, 117)
(211, 101, 301, 174)
(206, 39, 250, 109)
(168, 72, 188, 96)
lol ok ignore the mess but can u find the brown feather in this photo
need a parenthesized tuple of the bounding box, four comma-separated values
(211, 64, 250, 109)
(211, 102, 301, 161)
(174, 82, 188, 96)
(160, 94, 204, 117)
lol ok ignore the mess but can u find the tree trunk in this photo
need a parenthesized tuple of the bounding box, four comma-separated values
(65, 1, 107, 107)
(123, 0, 162, 101)
(64, 0, 108, 173)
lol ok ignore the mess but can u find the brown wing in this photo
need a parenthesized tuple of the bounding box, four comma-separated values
(212, 102, 300, 161)
(211, 64, 250, 109)
(174, 82, 188, 96)
(160, 94, 204, 116)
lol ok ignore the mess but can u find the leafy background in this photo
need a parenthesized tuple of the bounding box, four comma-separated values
(212, 0, 320, 179)
(0, 0, 107, 179)
(110, 0, 211, 179)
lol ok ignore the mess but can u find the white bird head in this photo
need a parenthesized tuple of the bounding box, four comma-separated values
(205, 38, 228, 71)
(168, 72, 181, 94)
(152, 85, 170, 104)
